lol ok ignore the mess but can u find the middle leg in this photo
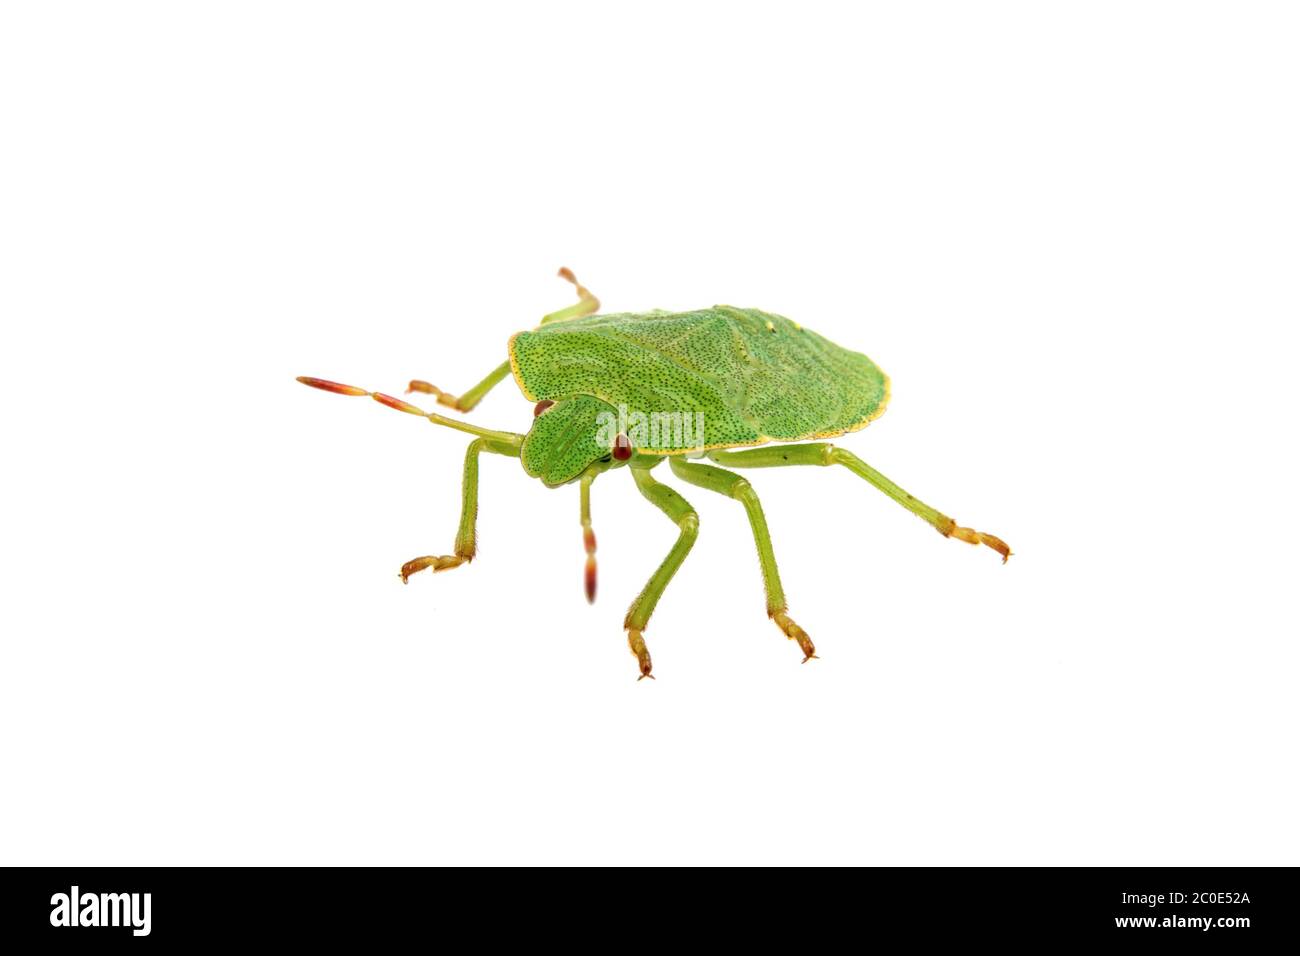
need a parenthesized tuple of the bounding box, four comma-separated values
(668, 457, 816, 662)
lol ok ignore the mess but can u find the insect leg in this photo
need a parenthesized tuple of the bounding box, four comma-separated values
(708, 445, 1011, 562)
(399, 436, 521, 582)
(407, 359, 512, 413)
(668, 458, 815, 662)
(538, 266, 600, 325)
(405, 266, 597, 405)
(623, 464, 700, 680)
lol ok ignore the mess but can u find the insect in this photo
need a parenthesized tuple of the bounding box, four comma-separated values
(298, 268, 1010, 679)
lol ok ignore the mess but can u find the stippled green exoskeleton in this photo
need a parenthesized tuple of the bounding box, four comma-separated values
(298, 269, 1010, 679)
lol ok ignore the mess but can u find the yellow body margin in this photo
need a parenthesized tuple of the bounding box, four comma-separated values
(641, 369, 891, 454)
(507, 331, 538, 402)
(509, 330, 891, 455)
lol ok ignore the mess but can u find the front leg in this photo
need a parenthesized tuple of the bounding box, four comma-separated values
(624, 464, 701, 680)
(406, 268, 600, 409)
(400, 436, 520, 582)
(407, 360, 512, 413)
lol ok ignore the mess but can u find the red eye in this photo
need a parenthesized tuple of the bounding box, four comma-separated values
(533, 400, 555, 417)
(612, 433, 633, 461)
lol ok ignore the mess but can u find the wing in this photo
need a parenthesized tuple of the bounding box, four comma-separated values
(509, 307, 889, 452)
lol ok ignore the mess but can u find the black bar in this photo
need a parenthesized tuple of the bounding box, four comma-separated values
(1, 867, 1291, 945)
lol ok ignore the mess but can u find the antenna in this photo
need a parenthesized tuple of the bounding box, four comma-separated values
(296, 377, 523, 446)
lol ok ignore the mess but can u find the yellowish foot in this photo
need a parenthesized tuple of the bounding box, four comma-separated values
(400, 554, 468, 583)
(627, 628, 655, 680)
(405, 380, 467, 411)
(772, 610, 817, 662)
(946, 523, 1012, 563)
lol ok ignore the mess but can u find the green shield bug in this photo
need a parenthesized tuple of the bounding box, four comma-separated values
(298, 268, 1011, 679)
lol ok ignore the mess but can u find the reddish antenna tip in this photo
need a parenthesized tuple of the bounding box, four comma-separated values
(372, 392, 426, 415)
(584, 555, 597, 604)
(297, 376, 368, 397)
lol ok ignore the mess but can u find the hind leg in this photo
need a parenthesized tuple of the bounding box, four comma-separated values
(708, 444, 1010, 562)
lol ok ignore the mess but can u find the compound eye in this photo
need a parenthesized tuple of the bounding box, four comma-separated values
(533, 399, 555, 417)
(612, 433, 633, 461)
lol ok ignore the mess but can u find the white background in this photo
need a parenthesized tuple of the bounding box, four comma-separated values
(2, 2, 1296, 866)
